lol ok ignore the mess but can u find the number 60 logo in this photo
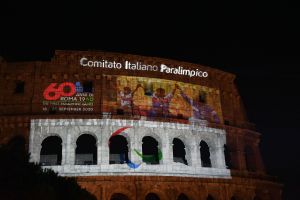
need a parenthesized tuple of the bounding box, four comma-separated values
(43, 82, 76, 100)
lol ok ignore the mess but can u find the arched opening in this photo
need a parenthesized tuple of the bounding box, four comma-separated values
(145, 193, 160, 200)
(177, 193, 189, 200)
(109, 135, 129, 164)
(173, 138, 188, 165)
(142, 136, 160, 165)
(40, 136, 62, 166)
(200, 141, 211, 167)
(224, 144, 232, 169)
(207, 194, 215, 200)
(245, 145, 256, 172)
(110, 193, 129, 200)
(75, 134, 97, 165)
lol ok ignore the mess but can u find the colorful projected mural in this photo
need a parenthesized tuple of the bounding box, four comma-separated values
(102, 75, 223, 124)
(42, 82, 94, 112)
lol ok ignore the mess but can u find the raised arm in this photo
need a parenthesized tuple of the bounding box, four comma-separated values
(132, 84, 142, 96)
(165, 84, 178, 100)
(176, 84, 193, 105)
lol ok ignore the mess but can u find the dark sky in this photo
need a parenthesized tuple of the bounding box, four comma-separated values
(1, 2, 300, 199)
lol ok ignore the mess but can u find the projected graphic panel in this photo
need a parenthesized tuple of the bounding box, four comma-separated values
(102, 75, 223, 124)
(42, 82, 94, 113)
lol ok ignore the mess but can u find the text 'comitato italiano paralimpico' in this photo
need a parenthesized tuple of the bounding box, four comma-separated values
(79, 57, 208, 78)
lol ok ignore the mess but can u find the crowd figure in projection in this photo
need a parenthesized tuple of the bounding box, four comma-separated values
(147, 86, 177, 119)
(119, 84, 142, 114)
(117, 81, 220, 124)
(176, 84, 220, 123)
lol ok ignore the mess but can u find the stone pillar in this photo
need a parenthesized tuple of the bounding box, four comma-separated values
(212, 145, 226, 169)
(65, 132, 75, 165)
(184, 146, 192, 166)
(29, 129, 41, 163)
(170, 143, 174, 163)
(100, 126, 110, 164)
(61, 139, 67, 165)
(97, 140, 102, 165)
(29, 124, 36, 162)
(191, 139, 201, 167)
(130, 128, 142, 165)
(161, 132, 171, 164)
(31, 143, 42, 163)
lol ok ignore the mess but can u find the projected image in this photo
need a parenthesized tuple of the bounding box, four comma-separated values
(42, 81, 94, 113)
(108, 126, 163, 169)
(102, 75, 223, 124)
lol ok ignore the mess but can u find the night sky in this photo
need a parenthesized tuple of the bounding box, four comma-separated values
(1, 2, 300, 199)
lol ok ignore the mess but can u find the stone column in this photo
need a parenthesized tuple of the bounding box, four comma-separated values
(211, 145, 226, 169)
(184, 146, 192, 166)
(29, 129, 41, 163)
(161, 132, 171, 165)
(65, 132, 75, 165)
(97, 140, 102, 165)
(130, 128, 142, 165)
(191, 138, 201, 167)
(100, 126, 110, 164)
(170, 143, 174, 163)
(31, 143, 42, 164)
(61, 139, 67, 165)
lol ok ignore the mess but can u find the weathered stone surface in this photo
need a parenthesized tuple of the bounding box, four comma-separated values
(30, 119, 229, 178)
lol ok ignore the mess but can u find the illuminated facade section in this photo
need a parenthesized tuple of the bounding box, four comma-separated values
(29, 119, 229, 178)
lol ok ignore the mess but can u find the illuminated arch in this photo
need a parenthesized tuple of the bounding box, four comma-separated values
(40, 136, 62, 166)
(200, 140, 212, 167)
(142, 136, 160, 165)
(173, 138, 188, 165)
(170, 133, 192, 166)
(139, 130, 162, 149)
(75, 134, 97, 165)
(67, 124, 100, 147)
(109, 135, 130, 164)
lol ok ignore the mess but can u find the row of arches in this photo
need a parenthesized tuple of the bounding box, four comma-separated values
(109, 135, 162, 165)
(40, 134, 98, 165)
(40, 133, 257, 172)
(40, 134, 214, 167)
